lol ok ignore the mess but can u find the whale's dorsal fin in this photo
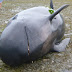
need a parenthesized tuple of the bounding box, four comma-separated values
(49, 4, 69, 21)
(50, 0, 54, 9)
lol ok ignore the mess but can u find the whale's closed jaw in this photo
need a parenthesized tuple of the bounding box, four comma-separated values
(24, 26, 30, 56)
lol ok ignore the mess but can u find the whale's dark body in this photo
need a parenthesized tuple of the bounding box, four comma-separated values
(0, 0, 70, 66)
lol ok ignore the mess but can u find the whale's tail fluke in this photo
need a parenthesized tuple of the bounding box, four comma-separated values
(50, 0, 54, 9)
(49, 4, 69, 21)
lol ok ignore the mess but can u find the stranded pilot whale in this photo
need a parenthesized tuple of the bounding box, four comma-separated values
(0, 0, 70, 66)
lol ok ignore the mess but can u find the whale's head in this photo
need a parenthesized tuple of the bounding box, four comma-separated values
(47, 0, 69, 42)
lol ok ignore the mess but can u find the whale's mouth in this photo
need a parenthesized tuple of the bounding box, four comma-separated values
(28, 40, 30, 55)
(25, 26, 30, 56)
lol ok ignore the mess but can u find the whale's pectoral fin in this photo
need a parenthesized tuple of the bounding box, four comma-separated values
(52, 38, 70, 52)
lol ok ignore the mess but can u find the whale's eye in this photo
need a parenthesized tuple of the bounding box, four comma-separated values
(54, 18, 56, 19)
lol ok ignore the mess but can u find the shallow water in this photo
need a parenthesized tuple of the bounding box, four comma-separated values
(0, 0, 72, 72)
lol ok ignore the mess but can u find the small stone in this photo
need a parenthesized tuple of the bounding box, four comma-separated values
(32, 61, 33, 63)
(43, 59, 48, 62)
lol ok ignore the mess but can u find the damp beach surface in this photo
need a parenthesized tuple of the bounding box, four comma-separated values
(0, 0, 72, 72)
